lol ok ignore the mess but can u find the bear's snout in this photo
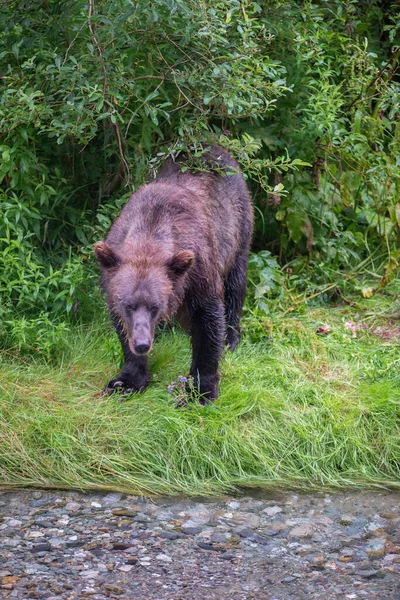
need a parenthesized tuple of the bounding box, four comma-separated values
(129, 338, 152, 356)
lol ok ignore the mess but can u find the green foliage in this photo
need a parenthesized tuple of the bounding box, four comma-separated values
(0, 0, 399, 353)
(4, 313, 71, 359)
(0, 299, 399, 494)
(249, 1, 400, 281)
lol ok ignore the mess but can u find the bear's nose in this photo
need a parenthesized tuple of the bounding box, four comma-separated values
(134, 340, 151, 355)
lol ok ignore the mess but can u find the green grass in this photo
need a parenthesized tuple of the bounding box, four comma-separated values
(0, 298, 399, 496)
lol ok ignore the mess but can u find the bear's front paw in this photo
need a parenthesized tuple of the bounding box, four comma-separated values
(105, 372, 149, 396)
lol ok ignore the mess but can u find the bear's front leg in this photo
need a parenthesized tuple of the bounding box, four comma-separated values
(106, 355, 150, 395)
(189, 300, 225, 403)
(106, 317, 150, 395)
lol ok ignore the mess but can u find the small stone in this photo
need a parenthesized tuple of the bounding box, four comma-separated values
(236, 527, 256, 539)
(133, 513, 151, 523)
(352, 551, 369, 561)
(34, 519, 53, 528)
(340, 515, 356, 525)
(81, 587, 96, 594)
(103, 493, 123, 504)
(355, 569, 381, 579)
(227, 501, 240, 510)
(65, 502, 81, 512)
(210, 534, 228, 544)
(126, 557, 138, 565)
(24, 564, 41, 575)
(367, 522, 386, 537)
(262, 506, 282, 517)
(197, 542, 226, 552)
(263, 523, 285, 536)
(81, 570, 100, 578)
(380, 512, 398, 519)
(155, 553, 172, 562)
(112, 509, 137, 517)
(235, 528, 269, 545)
(31, 542, 51, 553)
(183, 516, 210, 527)
(366, 539, 386, 559)
(112, 542, 134, 550)
(287, 524, 314, 538)
(385, 541, 400, 554)
(66, 540, 85, 548)
(181, 526, 203, 535)
(104, 585, 123, 595)
(32, 497, 51, 508)
(1, 576, 19, 585)
(4, 539, 20, 548)
(239, 514, 260, 528)
(118, 565, 133, 572)
(158, 530, 183, 540)
(311, 556, 326, 568)
(26, 531, 45, 539)
(7, 520, 22, 528)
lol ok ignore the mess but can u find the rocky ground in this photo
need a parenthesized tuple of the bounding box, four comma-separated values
(0, 489, 399, 599)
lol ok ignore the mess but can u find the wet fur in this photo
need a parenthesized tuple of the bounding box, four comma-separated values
(95, 145, 253, 402)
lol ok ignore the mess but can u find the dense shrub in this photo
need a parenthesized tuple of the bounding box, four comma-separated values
(0, 0, 399, 353)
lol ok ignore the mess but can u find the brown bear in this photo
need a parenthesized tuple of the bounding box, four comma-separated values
(94, 145, 253, 402)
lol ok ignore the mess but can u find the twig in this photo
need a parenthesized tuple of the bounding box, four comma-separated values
(113, 121, 129, 178)
(279, 283, 338, 317)
(62, 21, 87, 67)
(156, 45, 203, 111)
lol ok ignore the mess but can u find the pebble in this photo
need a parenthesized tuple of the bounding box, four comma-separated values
(65, 502, 81, 512)
(366, 539, 386, 559)
(226, 501, 240, 510)
(287, 523, 315, 538)
(6, 519, 22, 528)
(262, 505, 283, 517)
(0, 489, 398, 599)
(155, 553, 172, 562)
(118, 565, 133, 572)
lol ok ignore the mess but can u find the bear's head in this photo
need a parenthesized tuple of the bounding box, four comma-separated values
(94, 241, 194, 355)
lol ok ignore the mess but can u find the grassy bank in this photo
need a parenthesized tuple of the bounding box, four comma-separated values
(0, 296, 399, 496)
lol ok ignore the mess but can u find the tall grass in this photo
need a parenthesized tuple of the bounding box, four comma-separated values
(0, 301, 399, 495)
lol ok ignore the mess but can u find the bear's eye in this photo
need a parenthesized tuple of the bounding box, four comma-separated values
(150, 305, 159, 318)
(126, 303, 138, 312)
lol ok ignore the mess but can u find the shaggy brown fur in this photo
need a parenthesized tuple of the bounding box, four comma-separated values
(95, 145, 253, 402)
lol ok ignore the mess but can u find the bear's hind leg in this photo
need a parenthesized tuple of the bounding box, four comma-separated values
(189, 299, 225, 403)
(224, 253, 248, 351)
(106, 316, 150, 395)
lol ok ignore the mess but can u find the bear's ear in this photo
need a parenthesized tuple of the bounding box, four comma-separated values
(166, 250, 195, 280)
(94, 241, 121, 269)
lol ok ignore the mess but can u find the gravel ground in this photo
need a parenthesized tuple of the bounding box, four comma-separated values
(0, 489, 399, 599)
